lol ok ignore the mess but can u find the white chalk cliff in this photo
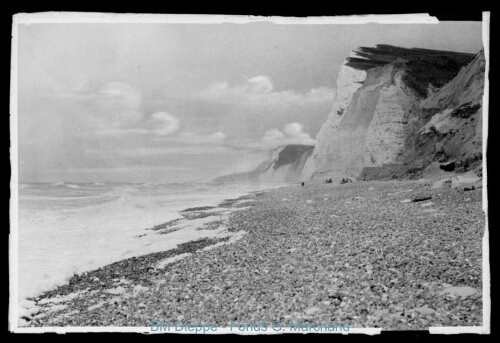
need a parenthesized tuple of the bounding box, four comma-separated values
(313, 45, 485, 181)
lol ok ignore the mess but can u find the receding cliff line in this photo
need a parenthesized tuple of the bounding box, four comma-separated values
(213, 144, 315, 183)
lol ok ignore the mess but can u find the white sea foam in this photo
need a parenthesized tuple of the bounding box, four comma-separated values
(16, 182, 286, 318)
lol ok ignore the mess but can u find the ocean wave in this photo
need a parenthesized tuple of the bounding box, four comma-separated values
(51, 182, 81, 188)
(17, 181, 261, 314)
(19, 192, 117, 202)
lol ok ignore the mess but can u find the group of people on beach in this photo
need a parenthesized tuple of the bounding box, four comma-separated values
(324, 177, 353, 184)
(301, 177, 353, 187)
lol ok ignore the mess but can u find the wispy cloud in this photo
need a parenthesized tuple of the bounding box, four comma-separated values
(144, 112, 180, 136)
(86, 130, 231, 157)
(118, 146, 236, 157)
(255, 122, 316, 150)
(95, 111, 180, 137)
(219, 122, 316, 153)
(95, 81, 144, 129)
(62, 82, 181, 137)
(199, 75, 334, 108)
(48, 166, 193, 174)
(262, 129, 284, 141)
(172, 131, 226, 144)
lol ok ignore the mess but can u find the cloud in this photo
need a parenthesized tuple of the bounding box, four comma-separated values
(224, 122, 316, 152)
(283, 122, 313, 141)
(95, 111, 180, 137)
(283, 122, 301, 136)
(199, 75, 334, 108)
(100, 82, 142, 109)
(254, 122, 316, 150)
(147, 112, 180, 136)
(96, 82, 144, 129)
(134, 131, 229, 156)
(247, 76, 274, 93)
(262, 129, 284, 141)
(71, 82, 180, 137)
(118, 146, 236, 157)
(54, 166, 192, 173)
(210, 131, 226, 140)
(171, 131, 226, 145)
(87, 130, 229, 157)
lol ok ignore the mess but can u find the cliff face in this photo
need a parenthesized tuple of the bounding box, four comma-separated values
(213, 145, 314, 183)
(213, 45, 485, 185)
(313, 55, 368, 177)
(313, 45, 484, 181)
(258, 145, 315, 183)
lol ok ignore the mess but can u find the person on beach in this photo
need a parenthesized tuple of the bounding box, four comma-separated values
(301, 182, 305, 187)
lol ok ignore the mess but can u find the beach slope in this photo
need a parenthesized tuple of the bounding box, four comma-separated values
(23, 178, 484, 330)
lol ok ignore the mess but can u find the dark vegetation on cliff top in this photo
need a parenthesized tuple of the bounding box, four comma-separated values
(345, 44, 475, 99)
(403, 54, 474, 98)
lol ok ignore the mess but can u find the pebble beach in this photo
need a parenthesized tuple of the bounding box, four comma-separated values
(21, 178, 485, 330)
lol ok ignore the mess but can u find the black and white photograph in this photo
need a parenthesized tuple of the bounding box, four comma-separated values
(9, 12, 490, 333)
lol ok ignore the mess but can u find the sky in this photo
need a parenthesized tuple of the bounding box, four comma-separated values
(15, 19, 484, 183)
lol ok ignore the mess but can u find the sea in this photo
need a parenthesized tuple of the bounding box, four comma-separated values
(15, 181, 286, 313)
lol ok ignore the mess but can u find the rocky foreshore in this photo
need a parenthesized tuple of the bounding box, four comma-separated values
(21, 177, 485, 330)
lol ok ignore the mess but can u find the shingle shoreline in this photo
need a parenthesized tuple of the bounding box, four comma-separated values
(23, 179, 485, 330)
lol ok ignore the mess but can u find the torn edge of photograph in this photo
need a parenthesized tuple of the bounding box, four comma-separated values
(9, 12, 491, 335)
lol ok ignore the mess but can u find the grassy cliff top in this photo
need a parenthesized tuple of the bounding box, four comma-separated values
(345, 44, 474, 71)
(344, 45, 476, 98)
